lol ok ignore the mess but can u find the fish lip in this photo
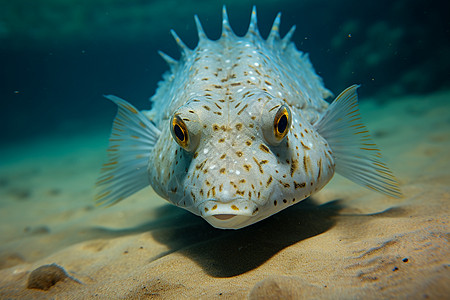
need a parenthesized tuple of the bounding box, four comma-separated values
(196, 198, 259, 220)
(212, 214, 237, 220)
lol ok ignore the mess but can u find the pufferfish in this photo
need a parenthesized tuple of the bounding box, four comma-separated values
(96, 6, 401, 229)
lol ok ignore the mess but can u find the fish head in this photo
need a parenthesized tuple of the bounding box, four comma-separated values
(163, 90, 335, 229)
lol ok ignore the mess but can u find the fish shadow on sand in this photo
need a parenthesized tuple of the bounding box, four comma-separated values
(87, 198, 406, 277)
(149, 198, 344, 277)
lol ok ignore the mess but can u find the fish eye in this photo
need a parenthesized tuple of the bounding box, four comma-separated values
(171, 115, 190, 149)
(274, 106, 290, 139)
(262, 103, 292, 145)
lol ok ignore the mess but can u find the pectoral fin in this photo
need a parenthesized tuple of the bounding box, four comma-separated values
(95, 95, 161, 206)
(314, 85, 402, 197)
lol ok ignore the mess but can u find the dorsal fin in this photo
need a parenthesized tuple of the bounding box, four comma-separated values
(267, 12, 282, 43)
(221, 5, 234, 38)
(170, 29, 191, 55)
(246, 6, 260, 38)
(158, 51, 177, 67)
(281, 25, 296, 49)
(194, 14, 207, 42)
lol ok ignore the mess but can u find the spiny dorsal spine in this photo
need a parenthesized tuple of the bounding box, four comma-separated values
(161, 5, 298, 67)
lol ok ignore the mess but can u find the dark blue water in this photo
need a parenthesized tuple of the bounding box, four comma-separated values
(1, 0, 449, 145)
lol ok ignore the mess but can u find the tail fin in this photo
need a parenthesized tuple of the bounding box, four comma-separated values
(314, 85, 402, 197)
(95, 95, 161, 206)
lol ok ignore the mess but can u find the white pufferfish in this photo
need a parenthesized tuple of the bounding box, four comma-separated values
(96, 6, 401, 229)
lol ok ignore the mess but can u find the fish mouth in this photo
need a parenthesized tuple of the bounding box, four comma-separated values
(197, 198, 259, 229)
(213, 214, 237, 220)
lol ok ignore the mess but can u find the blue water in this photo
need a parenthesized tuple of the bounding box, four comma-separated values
(0, 0, 449, 145)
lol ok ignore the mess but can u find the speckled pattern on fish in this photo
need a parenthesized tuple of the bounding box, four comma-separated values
(96, 6, 401, 229)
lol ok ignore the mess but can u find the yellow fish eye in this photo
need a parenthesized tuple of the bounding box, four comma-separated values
(171, 115, 189, 149)
(273, 105, 291, 140)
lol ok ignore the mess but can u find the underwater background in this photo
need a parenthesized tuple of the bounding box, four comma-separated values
(1, 0, 449, 145)
(1, 0, 449, 298)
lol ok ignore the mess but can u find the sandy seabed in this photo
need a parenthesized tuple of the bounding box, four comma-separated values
(0, 90, 449, 299)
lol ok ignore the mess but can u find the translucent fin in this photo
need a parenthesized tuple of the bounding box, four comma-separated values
(194, 14, 207, 42)
(158, 51, 177, 67)
(314, 85, 402, 197)
(267, 12, 282, 43)
(221, 5, 234, 37)
(170, 29, 191, 55)
(246, 6, 260, 38)
(281, 25, 296, 49)
(95, 95, 161, 206)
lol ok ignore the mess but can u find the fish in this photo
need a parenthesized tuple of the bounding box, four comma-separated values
(95, 6, 401, 229)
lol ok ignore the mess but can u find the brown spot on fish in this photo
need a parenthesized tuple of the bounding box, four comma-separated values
(259, 144, 270, 153)
(195, 159, 207, 170)
(290, 159, 298, 177)
(269, 104, 281, 112)
(301, 141, 310, 150)
(253, 157, 264, 174)
(294, 181, 306, 189)
(317, 158, 322, 181)
(237, 103, 249, 115)
(266, 176, 273, 187)
(303, 155, 311, 174)
(279, 181, 290, 188)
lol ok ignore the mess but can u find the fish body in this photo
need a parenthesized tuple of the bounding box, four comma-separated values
(96, 7, 401, 229)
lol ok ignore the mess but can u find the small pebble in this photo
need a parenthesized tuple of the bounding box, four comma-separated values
(402, 258, 409, 263)
(393, 267, 399, 271)
(27, 264, 69, 290)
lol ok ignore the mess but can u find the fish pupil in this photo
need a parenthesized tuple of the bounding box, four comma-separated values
(277, 114, 288, 134)
(174, 124, 185, 141)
